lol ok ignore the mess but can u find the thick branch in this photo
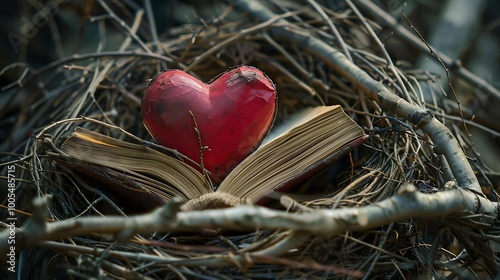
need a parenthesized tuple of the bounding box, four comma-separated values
(227, 0, 481, 192)
(1, 188, 497, 261)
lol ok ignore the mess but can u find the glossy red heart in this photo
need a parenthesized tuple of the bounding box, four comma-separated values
(141, 66, 277, 184)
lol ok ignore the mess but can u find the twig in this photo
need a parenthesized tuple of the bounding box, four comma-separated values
(97, 0, 152, 53)
(267, 60, 324, 104)
(306, 0, 352, 61)
(8, 51, 174, 91)
(400, 13, 473, 148)
(189, 111, 213, 189)
(184, 9, 301, 72)
(346, 0, 412, 103)
(432, 112, 500, 138)
(60, 7, 147, 135)
(143, 0, 160, 52)
(261, 31, 330, 96)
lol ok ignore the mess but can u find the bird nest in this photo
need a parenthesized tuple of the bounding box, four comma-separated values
(1, 1, 499, 279)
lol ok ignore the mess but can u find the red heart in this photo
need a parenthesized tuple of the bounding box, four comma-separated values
(141, 66, 277, 184)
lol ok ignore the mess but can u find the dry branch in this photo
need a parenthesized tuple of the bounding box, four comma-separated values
(1, 186, 497, 263)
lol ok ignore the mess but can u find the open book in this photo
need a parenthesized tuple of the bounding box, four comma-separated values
(58, 105, 366, 210)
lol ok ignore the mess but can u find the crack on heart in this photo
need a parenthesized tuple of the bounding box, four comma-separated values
(228, 69, 259, 84)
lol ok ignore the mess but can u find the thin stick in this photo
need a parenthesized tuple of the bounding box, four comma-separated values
(97, 0, 152, 53)
(346, 0, 412, 103)
(184, 10, 301, 72)
(189, 111, 214, 189)
(143, 0, 161, 52)
(5, 51, 175, 91)
(306, 0, 352, 61)
(401, 13, 473, 146)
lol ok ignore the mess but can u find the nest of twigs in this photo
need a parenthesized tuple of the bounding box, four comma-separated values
(1, 0, 500, 279)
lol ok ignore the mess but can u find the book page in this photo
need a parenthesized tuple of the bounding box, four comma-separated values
(61, 128, 210, 201)
(261, 107, 329, 145)
(217, 105, 365, 201)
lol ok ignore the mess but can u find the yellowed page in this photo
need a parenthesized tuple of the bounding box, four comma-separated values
(61, 128, 210, 201)
(218, 105, 365, 201)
